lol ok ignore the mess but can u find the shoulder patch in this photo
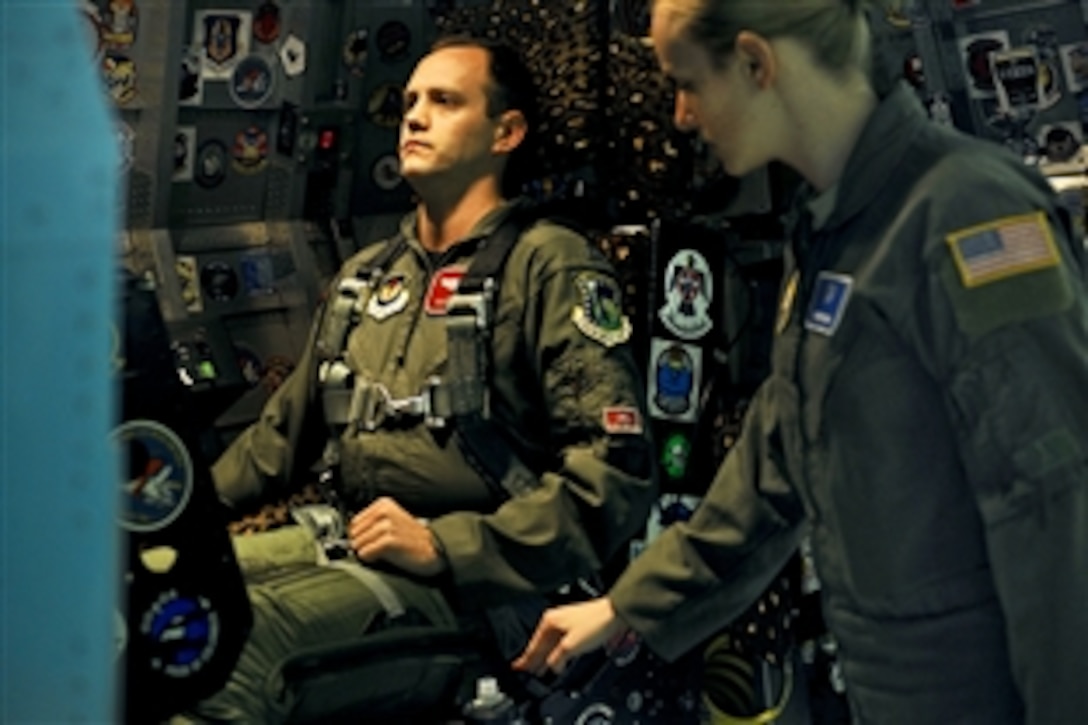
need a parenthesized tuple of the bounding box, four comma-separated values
(945, 211, 1060, 288)
(571, 272, 632, 347)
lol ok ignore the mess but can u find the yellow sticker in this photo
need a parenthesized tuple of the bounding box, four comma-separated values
(945, 211, 1061, 288)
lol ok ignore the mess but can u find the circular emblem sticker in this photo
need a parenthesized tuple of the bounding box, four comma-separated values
(375, 20, 411, 62)
(201, 260, 240, 302)
(138, 590, 220, 677)
(342, 28, 369, 77)
(195, 140, 228, 188)
(115, 419, 193, 533)
(229, 55, 275, 109)
(371, 154, 402, 190)
(368, 83, 403, 128)
(659, 249, 713, 340)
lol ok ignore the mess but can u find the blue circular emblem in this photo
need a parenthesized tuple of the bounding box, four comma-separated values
(139, 589, 220, 677)
(115, 420, 193, 533)
(229, 54, 276, 109)
(654, 345, 694, 415)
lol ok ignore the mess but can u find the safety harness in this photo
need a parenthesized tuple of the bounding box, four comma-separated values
(316, 207, 542, 503)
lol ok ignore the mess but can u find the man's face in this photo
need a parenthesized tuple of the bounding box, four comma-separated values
(398, 45, 505, 189)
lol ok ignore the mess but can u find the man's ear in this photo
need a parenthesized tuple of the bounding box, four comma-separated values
(493, 109, 528, 153)
(734, 30, 777, 89)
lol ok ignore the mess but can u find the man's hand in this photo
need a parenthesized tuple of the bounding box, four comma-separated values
(348, 496, 447, 577)
(511, 597, 628, 676)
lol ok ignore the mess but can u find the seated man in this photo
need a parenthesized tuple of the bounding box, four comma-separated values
(181, 35, 656, 722)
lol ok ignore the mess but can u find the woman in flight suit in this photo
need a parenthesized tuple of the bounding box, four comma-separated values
(515, 1, 1088, 722)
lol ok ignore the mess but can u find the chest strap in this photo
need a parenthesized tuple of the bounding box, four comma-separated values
(318, 208, 546, 500)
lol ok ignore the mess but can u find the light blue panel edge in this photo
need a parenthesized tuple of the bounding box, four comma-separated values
(1, 0, 121, 720)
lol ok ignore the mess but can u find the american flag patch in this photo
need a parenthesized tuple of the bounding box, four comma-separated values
(946, 211, 1060, 288)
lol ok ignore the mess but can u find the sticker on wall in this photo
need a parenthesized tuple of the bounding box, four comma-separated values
(371, 153, 403, 191)
(117, 121, 135, 174)
(240, 251, 277, 296)
(114, 419, 194, 533)
(658, 249, 713, 340)
(173, 126, 197, 183)
(252, 0, 281, 45)
(138, 590, 220, 678)
(660, 432, 692, 480)
(102, 51, 138, 105)
(201, 260, 240, 302)
(178, 45, 204, 106)
(82, 1, 104, 61)
(175, 255, 203, 312)
(193, 9, 252, 80)
(368, 83, 403, 128)
(194, 140, 228, 188)
(1039, 122, 1082, 164)
(342, 28, 369, 78)
(991, 46, 1043, 115)
(647, 338, 702, 423)
(228, 54, 275, 109)
(100, 0, 138, 50)
(958, 30, 1010, 99)
(231, 125, 269, 174)
(234, 344, 265, 387)
(1060, 42, 1088, 94)
(280, 33, 307, 78)
(376, 20, 411, 63)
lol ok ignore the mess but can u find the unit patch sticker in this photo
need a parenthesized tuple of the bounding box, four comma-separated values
(804, 271, 853, 336)
(367, 273, 410, 320)
(101, 0, 138, 50)
(946, 211, 1060, 288)
(424, 266, 465, 315)
(115, 419, 194, 533)
(660, 432, 692, 480)
(252, 0, 281, 44)
(647, 338, 702, 423)
(229, 54, 275, 109)
(572, 273, 632, 347)
(280, 34, 307, 78)
(602, 406, 643, 435)
(195, 139, 228, 188)
(138, 589, 220, 678)
(173, 126, 196, 183)
(659, 249, 713, 340)
(178, 45, 204, 106)
(231, 125, 269, 174)
(194, 10, 252, 80)
(102, 51, 138, 105)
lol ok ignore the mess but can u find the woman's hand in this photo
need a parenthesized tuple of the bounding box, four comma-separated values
(511, 597, 628, 676)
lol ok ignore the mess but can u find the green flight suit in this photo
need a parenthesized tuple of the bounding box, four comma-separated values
(198, 199, 656, 721)
(610, 84, 1088, 724)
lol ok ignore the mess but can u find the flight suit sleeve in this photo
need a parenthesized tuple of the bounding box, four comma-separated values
(211, 296, 331, 509)
(917, 158, 1088, 724)
(428, 225, 658, 603)
(608, 380, 807, 662)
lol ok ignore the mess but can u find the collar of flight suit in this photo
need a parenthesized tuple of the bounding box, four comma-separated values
(396, 196, 529, 258)
(810, 82, 928, 233)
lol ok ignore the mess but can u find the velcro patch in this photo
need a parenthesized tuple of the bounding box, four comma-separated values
(946, 211, 1060, 288)
(571, 272, 632, 347)
(602, 406, 643, 435)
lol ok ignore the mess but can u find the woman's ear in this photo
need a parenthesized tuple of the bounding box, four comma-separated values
(734, 30, 777, 89)
(493, 109, 528, 153)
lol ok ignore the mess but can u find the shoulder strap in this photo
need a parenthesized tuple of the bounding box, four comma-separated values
(446, 207, 547, 499)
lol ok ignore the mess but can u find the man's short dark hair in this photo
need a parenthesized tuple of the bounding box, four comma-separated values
(430, 34, 539, 195)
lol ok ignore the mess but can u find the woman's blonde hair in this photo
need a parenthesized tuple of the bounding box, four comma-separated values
(654, 0, 898, 79)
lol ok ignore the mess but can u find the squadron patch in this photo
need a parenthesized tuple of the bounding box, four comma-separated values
(138, 589, 220, 678)
(367, 273, 409, 320)
(660, 432, 692, 480)
(804, 272, 853, 337)
(647, 338, 701, 423)
(946, 212, 1061, 288)
(115, 419, 193, 533)
(571, 273, 632, 347)
(658, 249, 713, 340)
